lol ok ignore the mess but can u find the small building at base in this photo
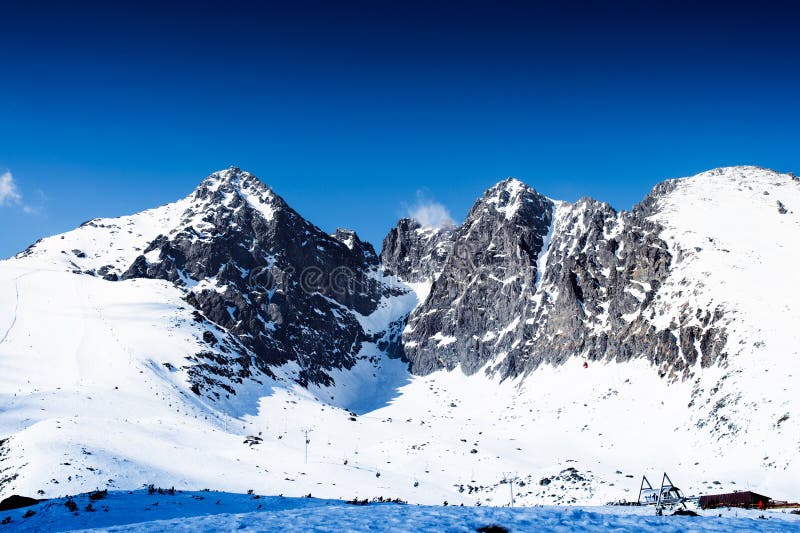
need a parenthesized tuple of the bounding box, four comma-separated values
(699, 491, 771, 509)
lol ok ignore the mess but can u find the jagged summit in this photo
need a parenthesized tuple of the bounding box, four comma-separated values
(400, 176, 555, 375)
(115, 167, 396, 387)
(198, 166, 265, 188)
(469, 176, 549, 223)
(332, 227, 359, 247)
(194, 166, 273, 198)
(189, 167, 283, 220)
(484, 176, 530, 194)
(332, 228, 379, 264)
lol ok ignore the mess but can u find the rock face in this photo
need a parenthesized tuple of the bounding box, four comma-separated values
(395, 177, 728, 380)
(380, 218, 454, 282)
(119, 168, 399, 387)
(399, 178, 554, 375)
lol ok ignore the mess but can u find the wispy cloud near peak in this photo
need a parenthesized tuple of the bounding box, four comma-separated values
(405, 190, 455, 229)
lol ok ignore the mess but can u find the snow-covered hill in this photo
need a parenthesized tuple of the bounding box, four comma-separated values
(0, 166, 799, 509)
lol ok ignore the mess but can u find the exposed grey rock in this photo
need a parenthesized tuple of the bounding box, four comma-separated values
(120, 167, 401, 387)
(380, 218, 454, 282)
(332, 228, 380, 267)
(401, 178, 554, 375)
(397, 177, 727, 381)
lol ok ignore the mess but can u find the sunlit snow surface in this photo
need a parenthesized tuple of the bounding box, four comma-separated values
(2, 490, 799, 532)
(1, 166, 799, 515)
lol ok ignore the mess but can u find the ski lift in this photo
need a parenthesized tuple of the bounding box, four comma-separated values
(638, 473, 690, 514)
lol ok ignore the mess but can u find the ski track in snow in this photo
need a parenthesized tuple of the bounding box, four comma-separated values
(0, 275, 24, 346)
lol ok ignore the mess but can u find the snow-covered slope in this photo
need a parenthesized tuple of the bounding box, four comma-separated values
(646, 166, 800, 474)
(1, 166, 799, 510)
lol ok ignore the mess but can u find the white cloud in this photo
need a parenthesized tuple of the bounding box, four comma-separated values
(0, 171, 42, 214)
(0, 171, 22, 206)
(405, 191, 455, 229)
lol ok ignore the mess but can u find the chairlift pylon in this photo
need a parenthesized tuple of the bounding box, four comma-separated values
(638, 472, 690, 514)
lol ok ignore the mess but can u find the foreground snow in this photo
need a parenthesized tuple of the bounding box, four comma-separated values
(2, 490, 799, 532)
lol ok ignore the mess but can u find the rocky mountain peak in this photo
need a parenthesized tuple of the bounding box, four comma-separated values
(468, 177, 550, 223)
(189, 167, 283, 218)
(397, 178, 555, 375)
(332, 228, 360, 249)
(109, 168, 401, 389)
(333, 228, 379, 265)
(199, 166, 264, 188)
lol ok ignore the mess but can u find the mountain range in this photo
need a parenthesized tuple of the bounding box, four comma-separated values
(1, 165, 798, 506)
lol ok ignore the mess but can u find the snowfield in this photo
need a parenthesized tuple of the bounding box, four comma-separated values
(1, 166, 799, 529)
(1, 489, 799, 532)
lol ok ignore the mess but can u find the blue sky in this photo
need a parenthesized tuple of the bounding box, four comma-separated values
(1, 1, 799, 257)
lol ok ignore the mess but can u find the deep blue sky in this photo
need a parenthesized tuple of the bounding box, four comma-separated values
(2, 1, 799, 257)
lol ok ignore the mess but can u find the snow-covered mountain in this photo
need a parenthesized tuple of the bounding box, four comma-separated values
(1, 166, 798, 507)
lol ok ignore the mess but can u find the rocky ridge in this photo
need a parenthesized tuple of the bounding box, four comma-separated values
(19, 165, 796, 396)
(386, 175, 734, 381)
